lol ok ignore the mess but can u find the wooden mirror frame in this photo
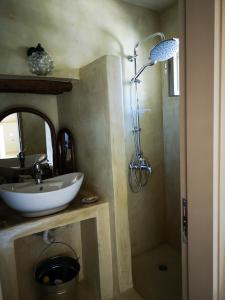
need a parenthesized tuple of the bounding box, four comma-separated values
(0, 107, 57, 172)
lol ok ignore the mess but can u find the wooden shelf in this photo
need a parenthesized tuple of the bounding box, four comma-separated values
(0, 78, 72, 95)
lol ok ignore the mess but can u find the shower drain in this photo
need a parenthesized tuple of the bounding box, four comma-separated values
(158, 264, 168, 271)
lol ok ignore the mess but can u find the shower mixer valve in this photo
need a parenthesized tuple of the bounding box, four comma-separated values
(129, 159, 152, 174)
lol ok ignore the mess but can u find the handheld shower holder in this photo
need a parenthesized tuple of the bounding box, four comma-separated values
(128, 54, 137, 62)
(133, 78, 141, 84)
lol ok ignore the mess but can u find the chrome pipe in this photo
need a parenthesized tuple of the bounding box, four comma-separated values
(134, 32, 165, 49)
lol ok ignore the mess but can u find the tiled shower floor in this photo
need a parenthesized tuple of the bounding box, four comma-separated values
(132, 244, 182, 300)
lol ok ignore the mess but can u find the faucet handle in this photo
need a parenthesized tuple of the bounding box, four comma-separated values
(33, 161, 43, 174)
(18, 151, 26, 168)
(18, 151, 25, 158)
(38, 155, 48, 164)
(32, 162, 43, 184)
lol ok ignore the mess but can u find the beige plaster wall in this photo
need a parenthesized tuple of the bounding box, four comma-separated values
(0, 0, 162, 80)
(0, 0, 169, 257)
(0, 0, 168, 258)
(0, 93, 59, 131)
(0, 0, 168, 260)
(58, 61, 114, 198)
(0, 0, 179, 292)
(58, 55, 132, 294)
(160, 4, 180, 250)
(123, 12, 166, 257)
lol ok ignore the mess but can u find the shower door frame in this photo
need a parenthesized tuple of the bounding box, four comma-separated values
(216, 0, 225, 299)
(179, 0, 188, 299)
(183, 0, 222, 299)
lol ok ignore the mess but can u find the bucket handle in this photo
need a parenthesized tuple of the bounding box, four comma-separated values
(33, 241, 79, 284)
(38, 241, 79, 261)
(34, 241, 79, 276)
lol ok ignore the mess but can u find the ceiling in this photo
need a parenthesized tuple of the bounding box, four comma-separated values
(122, 0, 177, 12)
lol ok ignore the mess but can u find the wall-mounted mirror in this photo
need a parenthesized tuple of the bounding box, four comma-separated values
(0, 107, 57, 182)
(57, 128, 75, 175)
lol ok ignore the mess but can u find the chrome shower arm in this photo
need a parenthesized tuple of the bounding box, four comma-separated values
(131, 61, 155, 83)
(134, 32, 165, 49)
(128, 32, 165, 64)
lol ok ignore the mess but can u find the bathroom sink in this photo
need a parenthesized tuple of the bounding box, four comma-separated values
(0, 172, 84, 217)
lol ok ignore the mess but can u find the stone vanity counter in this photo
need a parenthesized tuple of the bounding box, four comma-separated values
(0, 190, 103, 233)
(0, 190, 113, 300)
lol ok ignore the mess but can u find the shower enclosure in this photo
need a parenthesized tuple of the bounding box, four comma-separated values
(126, 4, 182, 300)
(128, 32, 178, 193)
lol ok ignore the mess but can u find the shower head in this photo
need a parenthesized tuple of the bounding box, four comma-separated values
(149, 38, 179, 64)
(130, 37, 179, 82)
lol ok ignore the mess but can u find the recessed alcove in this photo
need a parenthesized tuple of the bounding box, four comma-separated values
(0, 195, 113, 300)
(14, 220, 100, 300)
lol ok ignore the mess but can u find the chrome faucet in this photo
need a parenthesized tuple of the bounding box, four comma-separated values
(18, 151, 25, 168)
(33, 162, 43, 184)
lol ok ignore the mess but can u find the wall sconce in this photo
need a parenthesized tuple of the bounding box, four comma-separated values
(27, 44, 54, 76)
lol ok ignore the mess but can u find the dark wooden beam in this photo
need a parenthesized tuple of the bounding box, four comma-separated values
(0, 79, 72, 95)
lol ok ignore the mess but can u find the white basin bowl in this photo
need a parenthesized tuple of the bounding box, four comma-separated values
(0, 172, 84, 217)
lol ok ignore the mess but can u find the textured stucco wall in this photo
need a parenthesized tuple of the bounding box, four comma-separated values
(0, 0, 166, 268)
(160, 4, 180, 250)
(0, 93, 59, 131)
(58, 56, 133, 293)
(1, 0, 161, 80)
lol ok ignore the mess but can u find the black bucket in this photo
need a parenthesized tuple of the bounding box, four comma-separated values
(35, 242, 80, 299)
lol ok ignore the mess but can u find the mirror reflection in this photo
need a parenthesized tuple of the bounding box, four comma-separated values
(0, 112, 53, 164)
(0, 112, 54, 183)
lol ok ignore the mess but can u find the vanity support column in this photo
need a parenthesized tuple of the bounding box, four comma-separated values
(96, 206, 113, 300)
(0, 235, 19, 300)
